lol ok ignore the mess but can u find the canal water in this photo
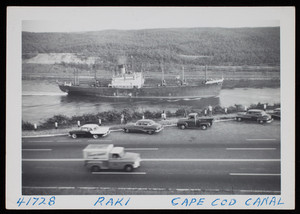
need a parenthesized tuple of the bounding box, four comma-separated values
(22, 80, 280, 124)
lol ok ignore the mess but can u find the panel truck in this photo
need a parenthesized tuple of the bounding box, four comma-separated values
(83, 144, 141, 172)
(177, 113, 214, 130)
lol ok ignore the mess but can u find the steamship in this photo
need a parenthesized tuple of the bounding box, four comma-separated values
(58, 64, 223, 99)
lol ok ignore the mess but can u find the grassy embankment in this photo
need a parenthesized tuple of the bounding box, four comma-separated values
(22, 103, 280, 133)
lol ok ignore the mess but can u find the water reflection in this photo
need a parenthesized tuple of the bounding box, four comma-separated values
(60, 95, 221, 112)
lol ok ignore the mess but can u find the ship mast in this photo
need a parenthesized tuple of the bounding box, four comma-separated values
(73, 68, 76, 85)
(162, 64, 164, 81)
(161, 61, 165, 86)
(205, 65, 207, 82)
(130, 55, 133, 73)
(77, 68, 80, 85)
(74, 67, 79, 85)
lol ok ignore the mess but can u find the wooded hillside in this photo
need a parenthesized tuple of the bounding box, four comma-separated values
(22, 27, 280, 67)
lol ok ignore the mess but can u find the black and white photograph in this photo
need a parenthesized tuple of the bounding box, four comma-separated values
(6, 7, 295, 209)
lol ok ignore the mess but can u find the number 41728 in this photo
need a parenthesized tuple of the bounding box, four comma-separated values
(17, 196, 56, 207)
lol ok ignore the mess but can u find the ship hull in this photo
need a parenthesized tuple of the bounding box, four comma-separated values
(59, 82, 223, 99)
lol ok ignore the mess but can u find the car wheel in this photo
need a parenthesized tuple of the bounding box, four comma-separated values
(147, 131, 154, 135)
(124, 165, 133, 172)
(258, 120, 264, 124)
(201, 125, 207, 130)
(93, 134, 99, 139)
(124, 128, 129, 133)
(237, 117, 242, 121)
(91, 165, 100, 172)
(180, 124, 186, 130)
(71, 134, 77, 139)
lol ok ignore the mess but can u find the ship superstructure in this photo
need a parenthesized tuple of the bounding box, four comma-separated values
(109, 64, 145, 89)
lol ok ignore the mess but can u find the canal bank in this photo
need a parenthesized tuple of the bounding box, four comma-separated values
(22, 113, 238, 137)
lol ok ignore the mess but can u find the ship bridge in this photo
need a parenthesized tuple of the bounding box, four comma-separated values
(108, 64, 145, 88)
(109, 72, 145, 89)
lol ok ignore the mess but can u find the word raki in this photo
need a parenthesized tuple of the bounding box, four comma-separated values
(94, 197, 131, 207)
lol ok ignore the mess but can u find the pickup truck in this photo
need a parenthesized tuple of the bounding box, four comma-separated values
(83, 144, 141, 172)
(177, 113, 214, 130)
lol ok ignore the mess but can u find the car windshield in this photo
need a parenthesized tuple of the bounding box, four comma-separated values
(119, 151, 125, 157)
(136, 121, 153, 126)
(81, 127, 90, 131)
(248, 110, 263, 114)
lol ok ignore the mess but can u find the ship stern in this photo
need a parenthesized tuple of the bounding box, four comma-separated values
(58, 84, 69, 93)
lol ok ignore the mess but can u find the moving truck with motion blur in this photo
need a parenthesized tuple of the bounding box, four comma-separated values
(83, 144, 141, 172)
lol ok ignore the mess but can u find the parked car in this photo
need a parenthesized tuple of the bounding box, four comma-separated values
(270, 108, 281, 120)
(123, 119, 163, 135)
(69, 124, 110, 139)
(236, 109, 273, 124)
(177, 113, 214, 130)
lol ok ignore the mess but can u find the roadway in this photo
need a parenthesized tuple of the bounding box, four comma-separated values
(22, 120, 281, 195)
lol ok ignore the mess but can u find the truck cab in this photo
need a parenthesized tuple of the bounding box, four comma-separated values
(83, 144, 141, 172)
(177, 113, 214, 130)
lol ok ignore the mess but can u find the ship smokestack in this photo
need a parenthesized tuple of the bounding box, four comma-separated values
(118, 64, 126, 75)
(117, 56, 127, 75)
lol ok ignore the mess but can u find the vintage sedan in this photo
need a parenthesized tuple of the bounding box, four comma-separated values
(123, 119, 163, 135)
(270, 108, 281, 120)
(69, 124, 110, 139)
(236, 109, 273, 124)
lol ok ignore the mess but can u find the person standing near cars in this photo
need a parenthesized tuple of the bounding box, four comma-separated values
(161, 110, 166, 120)
(208, 105, 213, 116)
(121, 114, 125, 124)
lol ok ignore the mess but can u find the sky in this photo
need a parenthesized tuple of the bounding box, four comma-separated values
(21, 7, 280, 32)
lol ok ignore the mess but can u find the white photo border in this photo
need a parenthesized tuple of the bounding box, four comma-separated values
(6, 6, 295, 209)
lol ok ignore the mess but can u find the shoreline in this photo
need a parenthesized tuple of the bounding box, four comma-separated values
(22, 104, 280, 131)
(22, 96, 281, 137)
(22, 113, 237, 137)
